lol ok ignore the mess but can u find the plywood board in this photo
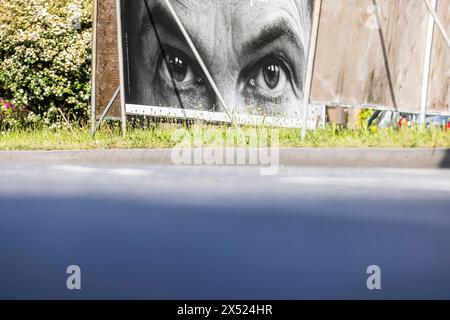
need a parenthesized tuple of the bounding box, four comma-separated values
(92, 0, 121, 118)
(310, 0, 449, 115)
(428, 0, 450, 114)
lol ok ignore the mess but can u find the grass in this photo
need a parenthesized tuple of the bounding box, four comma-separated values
(0, 121, 449, 151)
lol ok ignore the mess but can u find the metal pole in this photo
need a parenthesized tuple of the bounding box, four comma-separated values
(420, 0, 437, 125)
(423, 0, 450, 50)
(301, 0, 322, 140)
(116, 0, 127, 136)
(91, 86, 120, 136)
(90, 0, 98, 132)
(161, 0, 233, 122)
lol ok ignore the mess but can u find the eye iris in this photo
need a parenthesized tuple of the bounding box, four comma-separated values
(167, 54, 187, 82)
(263, 64, 280, 89)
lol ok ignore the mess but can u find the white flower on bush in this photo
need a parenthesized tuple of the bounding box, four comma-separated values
(0, 0, 92, 124)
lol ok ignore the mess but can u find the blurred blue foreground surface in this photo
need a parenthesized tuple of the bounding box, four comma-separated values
(0, 164, 449, 299)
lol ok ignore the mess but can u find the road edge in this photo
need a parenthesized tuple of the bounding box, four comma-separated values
(0, 148, 449, 169)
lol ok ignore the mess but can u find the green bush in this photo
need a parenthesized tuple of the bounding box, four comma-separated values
(0, 0, 92, 126)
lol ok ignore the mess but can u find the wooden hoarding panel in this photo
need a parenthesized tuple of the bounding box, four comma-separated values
(310, 0, 449, 115)
(428, 0, 450, 114)
(93, 0, 121, 118)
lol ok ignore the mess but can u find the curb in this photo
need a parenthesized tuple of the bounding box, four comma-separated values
(0, 148, 449, 169)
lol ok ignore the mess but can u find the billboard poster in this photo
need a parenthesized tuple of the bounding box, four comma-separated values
(94, 0, 449, 125)
(118, 0, 323, 127)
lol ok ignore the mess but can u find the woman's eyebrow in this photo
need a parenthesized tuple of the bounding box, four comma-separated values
(240, 17, 303, 56)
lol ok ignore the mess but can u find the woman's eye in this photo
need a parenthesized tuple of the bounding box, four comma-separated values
(263, 64, 280, 89)
(251, 62, 288, 94)
(159, 50, 200, 84)
(167, 54, 187, 82)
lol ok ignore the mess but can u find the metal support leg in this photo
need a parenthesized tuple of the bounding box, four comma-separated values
(420, 0, 437, 125)
(91, 86, 120, 136)
(301, 0, 322, 140)
(423, 0, 450, 50)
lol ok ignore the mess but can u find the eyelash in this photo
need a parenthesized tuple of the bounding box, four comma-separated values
(159, 79, 202, 96)
(246, 81, 287, 106)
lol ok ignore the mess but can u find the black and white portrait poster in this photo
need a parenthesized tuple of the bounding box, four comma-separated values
(119, 0, 324, 127)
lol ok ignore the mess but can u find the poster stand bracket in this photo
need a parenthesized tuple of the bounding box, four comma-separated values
(301, 0, 322, 140)
(91, 86, 121, 136)
(420, 0, 438, 125)
(423, 0, 450, 50)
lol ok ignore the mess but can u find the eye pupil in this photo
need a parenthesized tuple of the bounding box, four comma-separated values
(263, 63, 280, 89)
(167, 54, 187, 82)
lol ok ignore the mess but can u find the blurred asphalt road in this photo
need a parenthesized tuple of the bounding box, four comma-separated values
(0, 163, 450, 299)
